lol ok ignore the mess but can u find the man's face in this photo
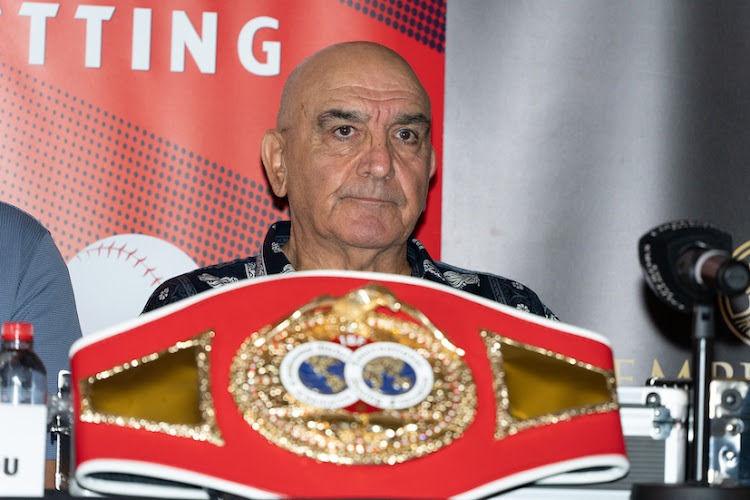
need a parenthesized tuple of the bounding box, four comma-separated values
(274, 50, 436, 253)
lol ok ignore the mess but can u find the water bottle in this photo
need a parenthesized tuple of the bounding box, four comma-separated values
(0, 322, 48, 496)
(0, 322, 47, 404)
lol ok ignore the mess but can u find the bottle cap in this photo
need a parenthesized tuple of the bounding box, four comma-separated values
(1, 322, 34, 341)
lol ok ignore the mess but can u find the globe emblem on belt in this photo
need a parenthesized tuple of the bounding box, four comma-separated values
(228, 284, 477, 465)
(280, 341, 434, 410)
(299, 355, 347, 393)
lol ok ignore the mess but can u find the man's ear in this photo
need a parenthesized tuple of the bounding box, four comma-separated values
(261, 129, 288, 197)
(429, 146, 437, 180)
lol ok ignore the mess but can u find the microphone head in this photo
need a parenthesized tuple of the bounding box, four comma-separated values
(717, 259, 750, 295)
(638, 220, 733, 312)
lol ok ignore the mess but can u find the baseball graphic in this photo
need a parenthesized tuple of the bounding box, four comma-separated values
(68, 234, 198, 336)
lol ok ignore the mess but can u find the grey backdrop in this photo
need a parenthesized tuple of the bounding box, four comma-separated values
(443, 0, 750, 386)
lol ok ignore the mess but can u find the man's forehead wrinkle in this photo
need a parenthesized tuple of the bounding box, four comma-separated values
(317, 109, 370, 126)
(276, 41, 430, 130)
(326, 80, 429, 104)
(317, 89, 431, 120)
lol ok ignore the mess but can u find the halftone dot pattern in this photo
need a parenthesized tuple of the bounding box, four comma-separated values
(340, 0, 446, 53)
(0, 62, 283, 268)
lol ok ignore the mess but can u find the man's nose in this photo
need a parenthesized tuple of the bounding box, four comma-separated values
(357, 135, 395, 179)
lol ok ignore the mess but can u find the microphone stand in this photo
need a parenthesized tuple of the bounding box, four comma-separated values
(691, 302, 713, 484)
(631, 301, 750, 499)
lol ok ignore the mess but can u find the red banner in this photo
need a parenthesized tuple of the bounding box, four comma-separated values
(0, 0, 446, 331)
(0, 0, 445, 265)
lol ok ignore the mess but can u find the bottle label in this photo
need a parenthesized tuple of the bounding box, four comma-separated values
(0, 403, 47, 496)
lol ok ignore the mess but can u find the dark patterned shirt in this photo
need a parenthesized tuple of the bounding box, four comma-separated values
(142, 221, 557, 320)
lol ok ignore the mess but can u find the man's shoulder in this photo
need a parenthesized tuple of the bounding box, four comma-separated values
(432, 260, 558, 321)
(142, 256, 259, 313)
(0, 202, 66, 290)
(0, 202, 50, 244)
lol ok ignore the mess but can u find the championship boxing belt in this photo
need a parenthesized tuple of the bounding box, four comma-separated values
(70, 271, 628, 499)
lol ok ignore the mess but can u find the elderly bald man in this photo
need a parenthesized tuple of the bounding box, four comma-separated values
(143, 42, 555, 319)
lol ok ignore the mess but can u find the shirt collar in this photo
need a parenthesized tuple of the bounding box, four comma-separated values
(261, 221, 447, 284)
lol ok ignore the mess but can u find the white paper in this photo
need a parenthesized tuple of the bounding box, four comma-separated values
(0, 403, 47, 497)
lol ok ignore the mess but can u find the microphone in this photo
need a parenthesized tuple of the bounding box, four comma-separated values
(635, 222, 750, 498)
(675, 247, 750, 295)
(638, 220, 750, 312)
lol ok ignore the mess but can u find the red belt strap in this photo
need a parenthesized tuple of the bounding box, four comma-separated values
(70, 270, 628, 499)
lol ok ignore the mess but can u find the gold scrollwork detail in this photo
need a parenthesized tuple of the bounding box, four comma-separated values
(229, 284, 477, 465)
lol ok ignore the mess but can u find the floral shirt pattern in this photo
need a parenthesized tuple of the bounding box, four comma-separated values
(142, 221, 557, 320)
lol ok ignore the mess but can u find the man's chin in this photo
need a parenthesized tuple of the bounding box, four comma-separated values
(339, 234, 399, 251)
(335, 225, 404, 252)
(328, 211, 412, 251)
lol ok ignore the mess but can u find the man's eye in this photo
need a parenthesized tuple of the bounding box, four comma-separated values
(397, 129, 417, 142)
(335, 125, 353, 137)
